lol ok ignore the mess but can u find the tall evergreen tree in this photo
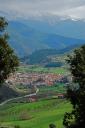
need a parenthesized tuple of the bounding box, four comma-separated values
(63, 45, 85, 128)
(0, 17, 19, 84)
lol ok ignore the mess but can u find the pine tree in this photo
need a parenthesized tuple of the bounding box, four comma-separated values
(0, 17, 19, 84)
(63, 45, 85, 128)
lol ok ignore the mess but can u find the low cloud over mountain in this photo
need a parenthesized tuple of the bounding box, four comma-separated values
(0, 0, 85, 20)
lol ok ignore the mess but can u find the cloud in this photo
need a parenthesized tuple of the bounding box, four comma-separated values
(0, 0, 85, 19)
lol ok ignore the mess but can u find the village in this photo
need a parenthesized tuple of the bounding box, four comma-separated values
(7, 72, 67, 87)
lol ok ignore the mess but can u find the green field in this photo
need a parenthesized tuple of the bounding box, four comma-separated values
(38, 84, 66, 94)
(0, 99, 71, 128)
(17, 65, 68, 75)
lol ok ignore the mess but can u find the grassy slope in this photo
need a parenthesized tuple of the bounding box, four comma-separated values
(0, 99, 71, 128)
(0, 84, 19, 103)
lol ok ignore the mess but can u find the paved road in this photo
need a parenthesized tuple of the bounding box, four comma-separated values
(0, 88, 39, 106)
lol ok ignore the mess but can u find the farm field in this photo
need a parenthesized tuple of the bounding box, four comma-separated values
(17, 65, 68, 75)
(0, 99, 71, 128)
(38, 84, 66, 94)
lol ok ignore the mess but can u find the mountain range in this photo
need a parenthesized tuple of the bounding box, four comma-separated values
(6, 18, 85, 57)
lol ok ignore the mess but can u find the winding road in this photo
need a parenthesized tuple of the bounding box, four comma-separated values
(0, 88, 39, 106)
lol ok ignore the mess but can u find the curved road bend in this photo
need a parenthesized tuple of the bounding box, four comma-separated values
(0, 88, 39, 106)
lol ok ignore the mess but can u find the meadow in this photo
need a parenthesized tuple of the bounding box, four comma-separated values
(38, 83, 66, 94)
(17, 65, 68, 75)
(0, 99, 71, 128)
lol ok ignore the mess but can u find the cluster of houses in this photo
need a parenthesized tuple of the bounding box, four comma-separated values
(7, 72, 64, 86)
(5, 72, 69, 102)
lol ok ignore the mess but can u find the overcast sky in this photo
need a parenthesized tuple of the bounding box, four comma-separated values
(0, 0, 85, 19)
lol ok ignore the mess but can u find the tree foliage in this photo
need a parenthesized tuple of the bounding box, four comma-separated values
(63, 45, 85, 128)
(0, 17, 19, 84)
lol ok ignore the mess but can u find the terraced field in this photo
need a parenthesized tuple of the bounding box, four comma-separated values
(0, 99, 71, 128)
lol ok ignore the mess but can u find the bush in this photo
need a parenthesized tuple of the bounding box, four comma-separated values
(49, 124, 56, 128)
(14, 125, 20, 128)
